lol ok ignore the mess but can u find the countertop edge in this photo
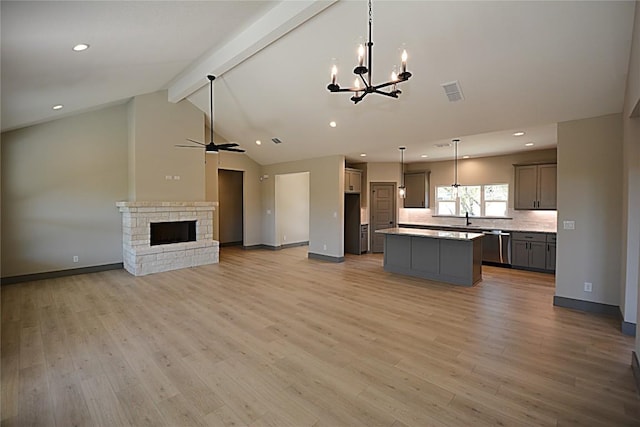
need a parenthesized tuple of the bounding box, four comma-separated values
(376, 227, 484, 241)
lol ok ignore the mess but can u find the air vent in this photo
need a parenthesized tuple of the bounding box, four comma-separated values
(441, 80, 464, 102)
(434, 143, 452, 148)
(271, 137, 282, 144)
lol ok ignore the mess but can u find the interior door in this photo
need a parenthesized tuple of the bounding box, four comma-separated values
(370, 182, 396, 253)
(218, 169, 244, 246)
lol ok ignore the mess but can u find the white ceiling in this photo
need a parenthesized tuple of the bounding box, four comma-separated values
(2, 1, 636, 165)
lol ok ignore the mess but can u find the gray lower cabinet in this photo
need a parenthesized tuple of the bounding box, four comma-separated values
(546, 242, 556, 271)
(545, 233, 556, 271)
(360, 224, 368, 253)
(382, 233, 482, 286)
(512, 240, 530, 267)
(511, 232, 555, 272)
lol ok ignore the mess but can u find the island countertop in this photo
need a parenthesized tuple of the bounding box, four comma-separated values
(376, 227, 484, 241)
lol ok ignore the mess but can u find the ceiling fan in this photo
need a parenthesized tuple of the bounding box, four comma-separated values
(176, 75, 245, 153)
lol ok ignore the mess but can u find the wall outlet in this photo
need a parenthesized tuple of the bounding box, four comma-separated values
(323, 244, 327, 251)
(584, 282, 593, 292)
(283, 235, 287, 241)
(165, 175, 173, 180)
(173, 175, 180, 180)
(563, 220, 575, 230)
(73, 256, 79, 263)
(266, 209, 271, 215)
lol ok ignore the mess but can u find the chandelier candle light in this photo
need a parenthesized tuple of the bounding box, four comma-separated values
(327, 0, 412, 104)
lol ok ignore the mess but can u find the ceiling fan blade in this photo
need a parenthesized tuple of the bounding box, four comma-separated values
(220, 147, 245, 152)
(215, 143, 239, 148)
(175, 144, 204, 149)
(186, 138, 207, 146)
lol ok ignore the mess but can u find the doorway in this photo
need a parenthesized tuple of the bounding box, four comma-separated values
(218, 169, 244, 246)
(370, 182, 397, 253)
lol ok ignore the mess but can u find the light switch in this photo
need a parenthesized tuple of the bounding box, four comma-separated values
(563, 220, 575, 230)
(267, 209, 271, 215)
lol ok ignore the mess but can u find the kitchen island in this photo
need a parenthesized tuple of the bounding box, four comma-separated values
(375, 227, 484, 286)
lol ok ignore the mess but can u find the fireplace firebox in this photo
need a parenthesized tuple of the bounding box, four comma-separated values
(150, 221, 196, 246)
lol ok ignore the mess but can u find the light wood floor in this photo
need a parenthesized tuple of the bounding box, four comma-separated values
(2, 246, 639, 426)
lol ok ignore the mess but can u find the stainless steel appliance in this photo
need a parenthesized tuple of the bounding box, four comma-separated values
(482, 230, 511, 265)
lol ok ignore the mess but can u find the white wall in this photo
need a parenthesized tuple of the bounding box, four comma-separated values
(1, 105, 129, 277)
(262, 155, 344, 259)
(620, 2, 640, 346)
(275, 172, 310, 246)
(556, 113, 623, 306)
(128, 90, 205, 201)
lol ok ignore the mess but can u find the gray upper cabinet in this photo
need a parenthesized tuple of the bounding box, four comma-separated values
(537, 164, 557, 209)
(345, 168, 362, 193)
(514, 163, 557, 210)
(403, 172, 429, 208)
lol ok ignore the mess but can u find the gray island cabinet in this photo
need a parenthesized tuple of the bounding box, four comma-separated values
(376, 227, 484, 286)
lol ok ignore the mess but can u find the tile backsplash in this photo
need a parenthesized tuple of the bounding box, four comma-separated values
(399, 208, 557, 233)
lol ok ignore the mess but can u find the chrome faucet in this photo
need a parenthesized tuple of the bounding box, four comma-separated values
(465, 211, 472, 226)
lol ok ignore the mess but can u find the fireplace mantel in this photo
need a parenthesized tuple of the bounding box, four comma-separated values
(116, 201, 219, 276)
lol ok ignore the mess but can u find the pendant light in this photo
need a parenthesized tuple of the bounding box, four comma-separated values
(399, 146, 406, 198)
(452, 139, 461, 198)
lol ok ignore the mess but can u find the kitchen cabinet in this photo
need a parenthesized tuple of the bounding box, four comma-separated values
(377, 228, 483, 286)
(545, 233, 556, 271)
(514, 163, 557, 210)
(512, 232, 556, 272)
(360, 224, 369, 253)
(345, 168, 362, 193)
(403, 171, 429, 208)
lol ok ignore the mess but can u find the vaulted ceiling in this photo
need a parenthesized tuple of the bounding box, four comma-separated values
(1, 1, 635, 165)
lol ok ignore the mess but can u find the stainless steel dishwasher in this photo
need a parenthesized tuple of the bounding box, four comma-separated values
(482, 230, 511, 266)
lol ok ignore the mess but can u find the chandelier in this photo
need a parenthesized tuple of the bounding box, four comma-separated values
(326, 0, 412, 104)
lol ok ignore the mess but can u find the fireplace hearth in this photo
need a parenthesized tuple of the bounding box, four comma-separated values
(116, 201, 219, 276)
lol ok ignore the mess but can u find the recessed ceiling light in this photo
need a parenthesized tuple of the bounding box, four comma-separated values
(360, 153, 367, 157)
(52, 104, 63, 110)
(462, 155, 470, 159)
(255, 140, 262, 145)
(525, 142, 535, 147)
(513, 131, 525, 137)
(72, 43, 90, 52)
(329, 121, 337, 128)
(420, 154, 428, 158)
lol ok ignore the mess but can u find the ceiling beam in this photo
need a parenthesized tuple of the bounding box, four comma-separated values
(167, 0, 338, 103)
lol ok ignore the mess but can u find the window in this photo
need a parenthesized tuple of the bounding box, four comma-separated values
(436, 184, 508, 217)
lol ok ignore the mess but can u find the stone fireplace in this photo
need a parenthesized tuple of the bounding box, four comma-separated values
(116, 201, 219, 276)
